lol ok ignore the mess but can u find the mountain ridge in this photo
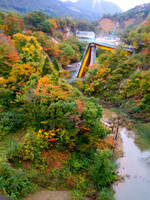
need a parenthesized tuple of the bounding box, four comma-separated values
(0, 0, 122, 20)
(97, 3, 150, 35)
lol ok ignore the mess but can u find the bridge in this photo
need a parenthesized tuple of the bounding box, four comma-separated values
(77, 42, 134, 78)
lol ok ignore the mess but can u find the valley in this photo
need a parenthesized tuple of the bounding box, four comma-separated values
(0, 1, 150, 200)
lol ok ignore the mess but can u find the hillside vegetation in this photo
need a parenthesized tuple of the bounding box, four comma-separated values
(0, 0, 121, 20)
(0, 11, 117, 200)
(74, 15, 150, 120)
(0, 6, 150, 200)
(98, 3, 150, 35)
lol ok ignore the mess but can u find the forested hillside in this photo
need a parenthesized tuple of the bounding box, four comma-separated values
(98, 3, 150, 35)
(74, 15, 150, 120)
(0, 0, 121, 20)
(0, 11, 116, 200)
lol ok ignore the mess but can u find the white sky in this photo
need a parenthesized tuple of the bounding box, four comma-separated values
(60, 0, 150, 11)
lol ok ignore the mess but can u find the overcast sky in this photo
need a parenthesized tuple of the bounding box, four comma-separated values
(61, 0, 150, 11)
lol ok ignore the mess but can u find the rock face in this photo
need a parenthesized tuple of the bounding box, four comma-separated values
(0, 0, 122, 19)
(98, 3, 150, 35)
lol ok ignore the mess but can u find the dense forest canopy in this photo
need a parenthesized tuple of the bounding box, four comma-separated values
(0, 11, 117, 200)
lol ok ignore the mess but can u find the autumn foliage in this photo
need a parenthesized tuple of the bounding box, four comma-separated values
(74, 18, 150, 119)
(0, 11, 118, 200)
(0, 33, 19, 77)
(3, 15, 25, 36)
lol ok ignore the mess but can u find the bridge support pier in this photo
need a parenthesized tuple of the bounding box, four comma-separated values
(77, 42, 133, 78)
(90, 44, 96, 65)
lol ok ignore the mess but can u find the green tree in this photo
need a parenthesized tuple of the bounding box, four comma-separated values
(0, 11, 5, 29)
(24, 11, 50, 30)
(90, 150, 117, 188)
(97, 188, 114, 200)
(41, 20, 53, 34)
(53, 58, 60, 72)
(42, 57, 54, 76)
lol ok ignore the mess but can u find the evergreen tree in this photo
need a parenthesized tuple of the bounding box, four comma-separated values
(42, 56, 53, 76)
(50, 70, 59, 85)
(53, 58, 60, 72)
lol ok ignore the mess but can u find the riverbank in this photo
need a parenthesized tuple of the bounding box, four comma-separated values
(101, 119, 123, 159)
(102, 108, 150, 200)
(102, 101, 150, 122)
(67, 61, 150, 199)
(22, 108, 150, 200)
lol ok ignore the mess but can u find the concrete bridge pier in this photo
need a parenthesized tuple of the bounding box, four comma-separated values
(90, 44, 96, 65)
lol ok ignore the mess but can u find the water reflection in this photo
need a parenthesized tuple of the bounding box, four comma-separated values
(114, 128, 150, 200)
(102, 108, 150, 200)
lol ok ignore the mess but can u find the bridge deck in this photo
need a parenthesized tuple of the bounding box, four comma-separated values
(77, 42, 134, 78)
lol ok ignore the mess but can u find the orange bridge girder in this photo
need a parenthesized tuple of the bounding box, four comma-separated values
(77, 42, 134, 78)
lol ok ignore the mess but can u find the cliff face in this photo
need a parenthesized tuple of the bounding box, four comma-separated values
(98, 3, 150, 35)
(98, 18, 135, 35)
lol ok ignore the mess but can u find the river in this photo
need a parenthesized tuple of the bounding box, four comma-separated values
(67, 63, 150, 200)
(103, 108, 150, 200)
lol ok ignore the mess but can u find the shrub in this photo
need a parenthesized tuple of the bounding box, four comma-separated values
(0, 160, 33, 199)
(97, 187, 114, 200)
(0, 111, 25, 134)
(90, 150, 117, 189)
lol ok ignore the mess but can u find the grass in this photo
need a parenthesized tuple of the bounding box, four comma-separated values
(134, 123, 150, 150)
